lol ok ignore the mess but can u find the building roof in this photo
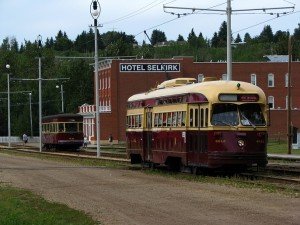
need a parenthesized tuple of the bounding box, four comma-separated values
(264, 55, 288, 62)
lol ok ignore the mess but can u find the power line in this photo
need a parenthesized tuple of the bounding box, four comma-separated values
(233, 10, 300, 34)
(102, 0, 172, 25)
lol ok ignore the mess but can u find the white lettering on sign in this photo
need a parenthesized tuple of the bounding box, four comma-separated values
(120, 63, 180, 72)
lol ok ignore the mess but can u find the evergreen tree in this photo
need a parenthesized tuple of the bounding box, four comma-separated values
(294, 23, 300, 40)
(177, 34, 185, 42)
(235, 34, 242, 43)
(258, 25, 273, 43)
(244, 33, 252, 43)
(187, 28, 197, 47)
(150, 29, 167, 45)
(211, 32, 219, 47)
(217, 21, 227, 47)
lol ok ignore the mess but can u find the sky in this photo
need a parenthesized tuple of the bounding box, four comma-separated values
(0, 0, 299, 45)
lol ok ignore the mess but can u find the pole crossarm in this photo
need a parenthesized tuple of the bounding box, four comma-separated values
(163, 6, 294, 13)
(10, 78, 70, 81)
(0, 91, 32, 94)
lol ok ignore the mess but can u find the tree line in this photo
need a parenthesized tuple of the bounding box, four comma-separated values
(0, 21, 299, 136)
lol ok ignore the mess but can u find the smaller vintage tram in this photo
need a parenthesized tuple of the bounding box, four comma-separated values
(126, 77, 268, 171)
(42, 113, 84, 150)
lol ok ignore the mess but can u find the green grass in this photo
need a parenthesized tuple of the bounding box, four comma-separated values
(0, 184, 98, 225)
(267, 140, 300, 155)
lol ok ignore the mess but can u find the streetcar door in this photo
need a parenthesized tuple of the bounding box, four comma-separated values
(144, 107, 153, 161)
(187, 104, 208, 165)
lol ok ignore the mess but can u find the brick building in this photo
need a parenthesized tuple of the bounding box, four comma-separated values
(78, 57, 300, 146)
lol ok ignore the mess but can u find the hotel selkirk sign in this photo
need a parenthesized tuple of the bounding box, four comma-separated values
(120, 63, 180, 73)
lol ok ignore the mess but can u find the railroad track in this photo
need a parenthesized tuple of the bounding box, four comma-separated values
(2, 145, 300, 187)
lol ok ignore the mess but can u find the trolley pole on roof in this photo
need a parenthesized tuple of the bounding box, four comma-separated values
(90, 0, 102, 157)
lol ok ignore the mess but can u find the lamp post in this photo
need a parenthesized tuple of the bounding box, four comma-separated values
(56, 84, 64, 113)
(29, 92, 33, 137)
(5, 64, 11, 147)
(37, 35, 42, 152)
(90, 0, 101, 157)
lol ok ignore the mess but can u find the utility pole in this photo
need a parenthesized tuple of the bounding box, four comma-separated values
(164, 4, 294, 80)
(287, 35, 293, 154)
(90, 0, 102, 157)
(37, 35, 43, 152)
(226, 0, 232, 80)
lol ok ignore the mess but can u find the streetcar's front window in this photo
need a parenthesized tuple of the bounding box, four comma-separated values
(239, 104, 265, 126)
(65, 123, 78, 132)
(211, 104, 239, 126)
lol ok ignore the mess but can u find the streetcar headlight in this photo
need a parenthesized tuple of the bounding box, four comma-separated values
(237, 139, 245, 147)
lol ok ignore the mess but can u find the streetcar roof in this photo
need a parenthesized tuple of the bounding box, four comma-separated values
(128, 80, 266, 103)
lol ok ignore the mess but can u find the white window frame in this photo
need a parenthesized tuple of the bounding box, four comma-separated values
(268, 73, 274, 87)
(285, 73, 289, 87)
(268, 96, 274, 109)
(222, 74, 228, 81)
(250, 74, 257, 85)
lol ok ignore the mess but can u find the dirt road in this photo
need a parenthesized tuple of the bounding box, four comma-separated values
(0, 153, 299, 225)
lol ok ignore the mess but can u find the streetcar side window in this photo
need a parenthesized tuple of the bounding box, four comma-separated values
(195, 109, 199, 127)
(59, 123, 64, 132)
(167, 112, 172, 127)
(205, 108, 208, 127)
(189, 109, 193, 127)
(172, 112, 177, 127)
(200, 109, 204, 127)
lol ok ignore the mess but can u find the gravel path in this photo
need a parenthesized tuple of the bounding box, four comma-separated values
(0, 153, 299, 225)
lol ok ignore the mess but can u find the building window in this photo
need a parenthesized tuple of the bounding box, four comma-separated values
(285, 73, 289, 87)
(250, 74, 257, 85)
(198, 74, 204, 83)
(222, 74, 227, 81)
(108, 77, 111, 88)
(268, 96, 274, 109)
(268, 73, 274, 87)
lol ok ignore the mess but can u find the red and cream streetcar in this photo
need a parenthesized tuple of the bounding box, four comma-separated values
(126, 77, 268, 171)
(42, 113, 84, 150)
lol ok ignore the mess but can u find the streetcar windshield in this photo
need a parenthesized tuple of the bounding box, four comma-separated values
(211, 103, 266, 127)
(65, 123, 78, 132)
(239, 104, 266, 126)
(211, 104, 239, 126)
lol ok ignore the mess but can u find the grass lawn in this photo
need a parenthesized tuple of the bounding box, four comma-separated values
(0, 184, 98, 225)
(267, 140, 300, 155)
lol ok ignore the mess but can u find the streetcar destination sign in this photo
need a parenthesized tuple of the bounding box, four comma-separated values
(120, 63, 180, 72)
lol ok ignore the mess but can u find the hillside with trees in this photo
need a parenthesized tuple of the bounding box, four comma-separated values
(0, 21, 299, 136)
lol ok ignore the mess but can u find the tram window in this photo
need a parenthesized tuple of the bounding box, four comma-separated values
(59, 123, 64, 132)
(65, 123, 78, 132)
(78, 123, 83, 132)
(172, 112, 177, 127)
(135, 115, 139, 127)
(158, 113, 163, 127)
(166, 112, 171, 127)
(163, 113, 167, 126)
(182, 111, 186, 126)
(211, 104, 238, 126)
(154, 114, 158, 127)
(177, 112, 182, 127)
(195, 109, 199, 127)
(239, 104, 266, 126)
(205, 108, 208, 127)
(190, 109, 194, 127)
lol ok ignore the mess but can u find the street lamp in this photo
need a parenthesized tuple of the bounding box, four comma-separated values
(56, 84, 64, 113)
(5, 64, 11, 147)
(29, 92, 33, 137)
(37, 34, 43, 152)
(90, 0, 101, 157)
